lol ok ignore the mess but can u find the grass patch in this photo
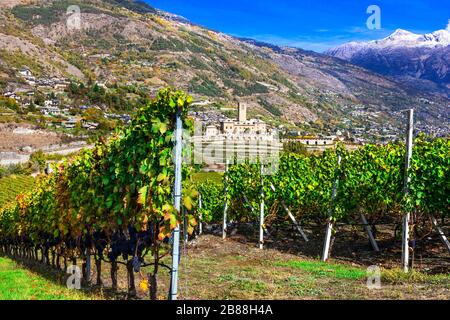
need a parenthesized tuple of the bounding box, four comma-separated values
(0, 257, 93, 300)
(284, 276, 323, 296)
(258, 98, 282, 117)
(105, 0, 157, 14)
(188, 75, 223, 97)
(382, 268, 450, 285)
(192, 172, 223, 184)
(216, 273, 266, 293)
(275, 260, 366, 280)
(0, 50, 43, 77)
(150, 37, 186, 52)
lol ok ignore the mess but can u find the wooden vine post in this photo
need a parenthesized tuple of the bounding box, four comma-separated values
(322, 153, 341, 262)
(170, 110, 183, 300)
(402, 109, 414, 273)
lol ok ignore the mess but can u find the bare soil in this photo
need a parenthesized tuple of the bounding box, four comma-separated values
(0, 123, 62, 152)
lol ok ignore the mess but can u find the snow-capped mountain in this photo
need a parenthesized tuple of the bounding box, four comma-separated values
(375, 28, 450, 48)
(326, 24, 450, 95)
(327, 27, 450, 59)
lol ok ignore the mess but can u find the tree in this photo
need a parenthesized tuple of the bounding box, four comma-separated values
(68, 81, 79, 95)
(48, 92, 57, 100)
(83, 107, 103, 122)
(28, 102, 37, 113)
(29, 150, 46, 173)
(0, 97, 19, 112)
(33, 91, 45, 106)
(283, 141, 309, 155)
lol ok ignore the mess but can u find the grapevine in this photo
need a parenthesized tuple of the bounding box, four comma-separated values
(0, 88, 197, 298)
(202, 137, 449, 231)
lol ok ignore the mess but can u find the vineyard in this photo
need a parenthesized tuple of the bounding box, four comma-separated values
(0, 88, 198, 299)
(0, 175, 36, 207)
(198, 137, 449, 264)
(0, 88, 449, 300)
(200, 137, 449, 225)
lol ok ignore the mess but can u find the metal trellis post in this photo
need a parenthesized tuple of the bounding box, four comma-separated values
(170, 110, 183, 300)
(222, 160, 229, 240)
(259, 164, 264, 250)
(322, 153, 341, 262)
(198, 193, 203, 236)
(402, 109, 414, 272)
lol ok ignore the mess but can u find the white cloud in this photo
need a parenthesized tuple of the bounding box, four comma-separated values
(447, 19, 450, 31)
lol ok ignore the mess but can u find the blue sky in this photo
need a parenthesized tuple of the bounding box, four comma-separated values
(144, 0, 450, 52)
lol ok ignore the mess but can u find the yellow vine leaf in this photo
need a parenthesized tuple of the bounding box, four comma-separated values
(139, 279, 149, 292)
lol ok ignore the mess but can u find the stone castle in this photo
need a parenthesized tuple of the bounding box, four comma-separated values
(205, 103, 269, 138)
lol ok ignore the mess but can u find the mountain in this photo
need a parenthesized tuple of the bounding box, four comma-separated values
(326, 27, 450, 95)
(105, 0, 157, 14)
(0, 0, 448, 139)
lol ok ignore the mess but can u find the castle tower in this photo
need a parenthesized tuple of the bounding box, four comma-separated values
(238, 102, 247, 123)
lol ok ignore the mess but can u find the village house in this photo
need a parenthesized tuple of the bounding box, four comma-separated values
(105, 113, 132, 124)
(205, 124, 219, 137)
(61, 107, 70, 114)
(44, 99, 59, 108)
(296, 137, 335, 146)
(25, 77, 36, 86)
(18, 67, 32, 77)
(40, 105, 62, 116)
(63, 117, 78, 129)
(82, 120, 99, 130)
(4, 92, 21, 101)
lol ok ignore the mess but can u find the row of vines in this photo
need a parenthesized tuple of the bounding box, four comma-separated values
(197, 136, 449, 237)
(0, 88, 199, 299)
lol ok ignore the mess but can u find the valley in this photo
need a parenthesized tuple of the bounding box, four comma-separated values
(0, 0, 448, 152)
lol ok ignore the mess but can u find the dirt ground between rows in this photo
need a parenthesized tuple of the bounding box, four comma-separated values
(171, 233, 449, 300)
(256, 220, 450, 274)
(7, 229, 449, 300)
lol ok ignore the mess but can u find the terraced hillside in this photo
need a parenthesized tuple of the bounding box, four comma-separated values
(0, 175, 35, 207)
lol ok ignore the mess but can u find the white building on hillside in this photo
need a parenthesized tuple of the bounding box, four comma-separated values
(40, 106, 62, 116)
(219, 102, 268, 136)
(18, 68, 32, 77)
